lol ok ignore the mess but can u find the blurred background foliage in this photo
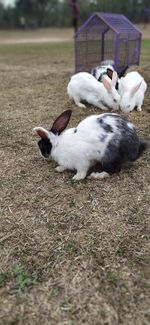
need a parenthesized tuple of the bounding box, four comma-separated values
(0, 0, 149, 29)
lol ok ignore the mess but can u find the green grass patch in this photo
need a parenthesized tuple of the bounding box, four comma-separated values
(107, 270, 119, 286)
(140, 39, 150, 64)
(0, 264, 36, 293)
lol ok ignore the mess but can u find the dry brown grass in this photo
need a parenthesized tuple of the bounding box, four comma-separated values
(0, 33, 150, 325)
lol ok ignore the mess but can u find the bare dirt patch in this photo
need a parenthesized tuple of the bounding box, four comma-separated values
(0, 28, 73, 44)
(0, 24, 149, 45)
(0, 39, 150, 325)
(135, 23, 150, 39)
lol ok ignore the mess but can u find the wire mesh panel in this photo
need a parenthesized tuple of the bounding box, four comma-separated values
(103, 30, 116, 63)
(75, 15, 108, 72)
(126, 32, 141, 66)
(117, 31, 141, 72)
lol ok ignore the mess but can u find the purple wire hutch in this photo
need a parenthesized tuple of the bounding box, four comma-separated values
(74, 12, 142, 75)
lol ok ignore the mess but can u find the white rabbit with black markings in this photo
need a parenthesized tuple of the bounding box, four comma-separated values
(119, 71, 147, 113)
(33, 110, 149, 181)
(91, 63, 114, 82)
(91, 63, 128, 90)
(67, 71, 120, 111)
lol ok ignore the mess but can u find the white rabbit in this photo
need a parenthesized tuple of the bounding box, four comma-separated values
(33, 110, 149, 181)
(67, 71, 120, 111)
(119, 71, 147, 112)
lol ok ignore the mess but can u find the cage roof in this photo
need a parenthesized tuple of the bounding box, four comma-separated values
(77, 12, 142, 35)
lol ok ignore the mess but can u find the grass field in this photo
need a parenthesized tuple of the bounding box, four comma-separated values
(0, 29, 150, 325)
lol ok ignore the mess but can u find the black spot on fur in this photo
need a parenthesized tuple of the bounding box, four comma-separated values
(97, 117, 113, 133)
(99, 134, 108, 142)
(115, 81, 119, 90)
(98, 71, 107, 82)
(92, 68, 97, 78)
(38, 138, 52, 159)
(103, 123, 113, 133)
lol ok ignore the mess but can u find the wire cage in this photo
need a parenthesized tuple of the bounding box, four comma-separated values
(74, 12, 142, 75)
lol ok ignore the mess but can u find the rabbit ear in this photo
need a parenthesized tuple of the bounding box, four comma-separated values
(118, 66, 128, 78)
(33, 127, 50, 140)
(51, 109, 72, 134)
(130, 81, 143, 98)
(106, 68, 113, 79)
(102, 76, 111, 93)
(111, 71, 118, 87)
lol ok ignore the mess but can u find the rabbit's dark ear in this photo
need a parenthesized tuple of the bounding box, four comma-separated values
(51, 110, 72, 134)
(118, 66, 128, 78)
(33, 127, 49, 140)
(106, 68, 113, 79)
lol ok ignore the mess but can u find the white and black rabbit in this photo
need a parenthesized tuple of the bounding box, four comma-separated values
(91, 62, 128, 90)
(67, 71, 120, 111)
(91, 62, 114, 82)
(33, 109, 149, 181)
(119, 71, 147, 112)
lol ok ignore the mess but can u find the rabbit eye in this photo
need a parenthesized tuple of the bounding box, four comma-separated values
(113, 99, 117, 102)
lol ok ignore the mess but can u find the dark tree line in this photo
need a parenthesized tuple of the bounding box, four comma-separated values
(0, 0, 149, 29)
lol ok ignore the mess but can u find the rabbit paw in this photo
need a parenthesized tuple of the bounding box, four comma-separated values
(89, 171, 109, 179)
(72, 171, 87, 181)
(100, 105, 109, 111)
(55, 165, 66, 173)
(137, 106, 142, 112)
(76, 102, 86, 108)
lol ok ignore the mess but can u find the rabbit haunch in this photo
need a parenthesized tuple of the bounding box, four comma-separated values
(33, 110, 149, 181)
(67, 72, 120, 111)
